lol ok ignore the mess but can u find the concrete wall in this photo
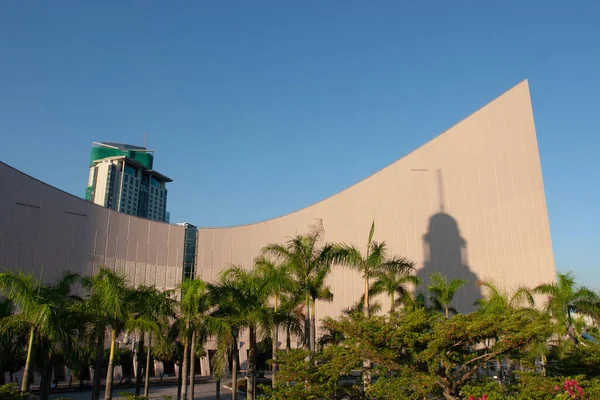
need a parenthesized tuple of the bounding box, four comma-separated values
(0, 163, 185, 291)
(194, 80, 556, 318)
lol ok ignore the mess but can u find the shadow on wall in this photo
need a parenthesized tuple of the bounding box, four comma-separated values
(416, 171, 481, 314)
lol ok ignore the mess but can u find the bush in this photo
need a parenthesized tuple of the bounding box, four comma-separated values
(0, 384, 28, 400)
(460, 379, 508, 400)
(117, 392, 147, 400)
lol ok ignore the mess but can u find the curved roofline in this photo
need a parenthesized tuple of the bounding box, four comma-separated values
(2, 80, 528, 231)
(0, 161, 175, 227)
(196, 79, 529, 230)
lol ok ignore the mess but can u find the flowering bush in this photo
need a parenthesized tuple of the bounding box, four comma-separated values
(468, 395, 488, 400)
(554, 379, 584, 399)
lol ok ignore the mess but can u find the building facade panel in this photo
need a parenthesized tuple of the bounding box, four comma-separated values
(0, 162, 185, 292)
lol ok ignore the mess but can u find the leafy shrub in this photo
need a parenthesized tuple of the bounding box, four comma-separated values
(117, 392, 147, 400)
(460, 379, 508, 400)
(0, 384, 28, 400)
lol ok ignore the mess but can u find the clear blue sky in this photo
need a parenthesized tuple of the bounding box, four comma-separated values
(1, 1, 598, 287)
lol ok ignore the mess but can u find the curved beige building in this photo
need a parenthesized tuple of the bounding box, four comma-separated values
(0, 80, 555, 375)
(194, 79, 555, 316)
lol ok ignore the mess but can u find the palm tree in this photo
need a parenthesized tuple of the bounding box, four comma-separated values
(342, 294, 382, 317)
(205, 314, 230, 400)
(263, 220, 334, 353)
(178, 278, 208, 400)
(0, 297, 26, 385)
(333, 222, 416, 318)
(217, 266, 271, 400)
(254, 255, 295, 384)
(475, 280, 535, 314)
(427, 272, 466, 319)
(83, 267, 129, 400)
(306, 263, 334, 353)
(332, 223, 417, 392)
(78, 280, 110, 400)
(475, 280, 536, 374)
(535, 272, 599, 344)
(0, 270, 81, 399)
(277, 294, 305, 352)
(126, 285, 176, 398)
(206, 281, 244, 400)
(369, 258, 419, 314)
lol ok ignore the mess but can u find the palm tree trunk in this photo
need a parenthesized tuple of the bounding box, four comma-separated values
(144, 334, 152, 397)
(247, 325, 256, 400)
(20, 326, 34, 393)
(445, 305, 449, 319)
(362, 277, 372, 392)
(135, 332, 145, 395)
(540, 351, 547, 377)
(272, 294, 278, 385)
(177, 361, 182, 400)
(92, 330, 104, 400)
(216, 378, 221, 400)
(286, 325, 291, 352)
(305, 294, 311, 351)
(189, 332, 196, 400)
(39, 349, 52, 400)
(231, 334, 239, 400)
(310, 299, 316, 354)
(181, 328, 190, 400)
(104, 329, 117, 400)
(364, 276, 369, 319)
(390, 291, 395, 314)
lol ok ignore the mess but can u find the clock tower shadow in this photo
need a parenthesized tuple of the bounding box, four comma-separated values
(416, 170, 481, 314)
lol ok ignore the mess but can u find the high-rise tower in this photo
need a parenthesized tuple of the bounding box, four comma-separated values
(85, 142, 172, 222)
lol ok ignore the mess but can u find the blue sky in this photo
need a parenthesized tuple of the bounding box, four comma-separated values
(1, 1, 599, 287)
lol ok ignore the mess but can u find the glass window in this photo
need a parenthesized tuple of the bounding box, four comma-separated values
(124, 165, 137, 176)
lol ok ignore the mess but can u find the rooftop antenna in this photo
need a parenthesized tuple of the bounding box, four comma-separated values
(437, 169, 445, 212)
(143, 131, 147, 149)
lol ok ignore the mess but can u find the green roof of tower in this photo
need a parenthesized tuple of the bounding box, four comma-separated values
(90, 142, 154, 170)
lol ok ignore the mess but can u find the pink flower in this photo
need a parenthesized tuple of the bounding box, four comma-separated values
(555, 385, 560, 391)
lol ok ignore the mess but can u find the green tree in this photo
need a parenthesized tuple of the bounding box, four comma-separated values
(268, 347, 362, 400)
(83, 267, 129, 400)
(535, 272, 599, 344)
(332, 222, 416, 318)
(370, 259, 420, 314)
(547, 341, 600, 379)
(0, 270, 80, 399)
(178, 278, 208, 400)
(277, 294, 305, 352)
(427, 272, 467, 319)
(475, 280, 535, 314)
(126, 285, 176, 398)
(335, 307, 553, 400)
(0, 298, 25, 385)
(254, 255, 295, 385)
(205, 280, 245, 400)
(216, 266, 271, 400)
(342, 294, 382, 318)
(78, 277, 111, 400)
(263, 220, 334, 353)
